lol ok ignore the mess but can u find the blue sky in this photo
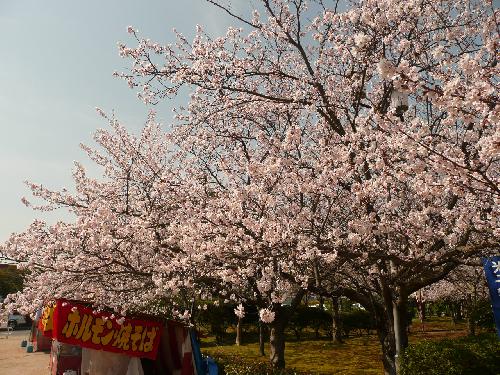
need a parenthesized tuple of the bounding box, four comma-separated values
(0, 0, 248, 242)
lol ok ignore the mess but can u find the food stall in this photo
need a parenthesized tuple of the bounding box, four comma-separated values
(39, 299, 204, 375)
(28, 305, 54, 352)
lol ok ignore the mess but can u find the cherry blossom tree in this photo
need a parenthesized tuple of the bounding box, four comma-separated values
(116, 1, 499, 373)
(1, 108, 309, 368)
(1, 112, 198, 318)
(419, 262, 490, 336)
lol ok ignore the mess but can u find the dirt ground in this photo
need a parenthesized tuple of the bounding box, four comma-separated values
(0, 330, 50, 375)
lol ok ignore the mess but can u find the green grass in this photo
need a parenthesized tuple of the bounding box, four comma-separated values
(200, 317, 480, 374)
(203, 336, 383, 374)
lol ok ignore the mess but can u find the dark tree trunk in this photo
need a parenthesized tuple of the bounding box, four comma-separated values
(451, 302, 462, 326)
(468, 284, 479, 336)
(269, 309, 287, 369)
(374, 284, 410, 375)
(392, 293, 409, 374)
(331, 296, 343, 344)
(235, 317, 242, 346)
(377, 321, 396, 375)
(416, 291, 426, 333)
(259, 322, 265, 356)
(268, 290, 305, 369)
(466, 294, 476, 336)
(377, 280, 398, 375)
(416, 301, 426, 322)
(269, 326, 286, 368)
(468, 315, 476, 336)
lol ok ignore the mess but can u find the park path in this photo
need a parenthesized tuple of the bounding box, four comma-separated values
(0, 330, 50, 375)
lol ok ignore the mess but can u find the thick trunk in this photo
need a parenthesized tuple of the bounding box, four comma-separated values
(259, 322, 265, 356)
(268, 290, 306, 369)
(374, 292, 395, 374)
(466, 299, 476, 336)
(392, 296, 409, 374)
(377, 322, 396, 375)
(465, 294, 476, 336)
(331, 296, 343, 343)
(235, 317, 242, 346)
(376, 282, 409, 375)
(377, 279, 398, 375)
(269, 314, 286, 369)
(374, 308, 408, 375)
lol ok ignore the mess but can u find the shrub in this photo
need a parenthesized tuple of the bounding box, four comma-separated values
(342, 309, 376, 337)
(0, 266, 25, 299)
(473, 300, 495, 330)
(288, 306, 331, 340)
(196, 303, 261, 344)
(288, 306, 378, 340)
(401, 334, 500, 375)
(197, 304, 237, 343)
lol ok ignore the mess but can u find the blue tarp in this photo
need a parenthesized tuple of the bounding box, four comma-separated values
(190, 330, 218, 375)
(190, 330, 206, 374)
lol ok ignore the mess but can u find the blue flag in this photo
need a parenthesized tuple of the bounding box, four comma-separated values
(482, 256, 500, 339)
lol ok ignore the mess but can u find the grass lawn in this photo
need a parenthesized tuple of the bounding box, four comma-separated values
(200, 317, 473, 374)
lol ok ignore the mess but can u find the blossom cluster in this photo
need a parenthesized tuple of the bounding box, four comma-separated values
(1, 1, 498, 329)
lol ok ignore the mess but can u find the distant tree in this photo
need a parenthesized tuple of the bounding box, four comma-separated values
(0, 265, 24, 301)
(419, 262, 491, 336)
(1, 114, 194, 317)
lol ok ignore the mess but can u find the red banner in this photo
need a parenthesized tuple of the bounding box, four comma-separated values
(51, 299, 162, 360)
